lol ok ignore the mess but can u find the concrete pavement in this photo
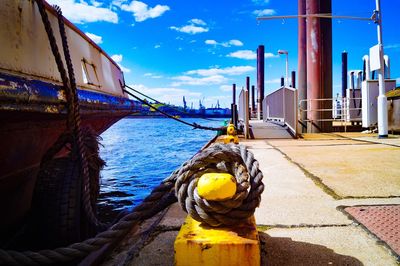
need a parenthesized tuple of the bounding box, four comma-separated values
(102, 132, 400, 265)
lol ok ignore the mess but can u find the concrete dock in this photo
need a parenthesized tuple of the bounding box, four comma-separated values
(101, 126, 400, 265)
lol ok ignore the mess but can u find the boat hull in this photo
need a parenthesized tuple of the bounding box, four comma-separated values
(0, 72, 139, 239)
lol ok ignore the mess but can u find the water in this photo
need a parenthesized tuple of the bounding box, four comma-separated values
(98, 117, 226, 220)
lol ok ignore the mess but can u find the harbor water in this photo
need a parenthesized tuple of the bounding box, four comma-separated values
(98, 117, 226, 221)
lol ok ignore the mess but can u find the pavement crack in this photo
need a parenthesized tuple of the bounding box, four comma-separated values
(266, 141, 342, 200)
(257, 224, 351, 230)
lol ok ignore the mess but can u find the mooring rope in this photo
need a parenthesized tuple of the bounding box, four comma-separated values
(0, 143, 264, 265)
(123, 88, 226, 131)
(36, 0, 108, 231)
(124, 85, 218, 121)
(175, 144, 264, 226)
(0, 3, 264, 265)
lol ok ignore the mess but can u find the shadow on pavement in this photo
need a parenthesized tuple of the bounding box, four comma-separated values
(259, 231, 363, 266)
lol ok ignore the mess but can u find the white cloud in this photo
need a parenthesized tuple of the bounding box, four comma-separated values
(129, 84, 202, 106)
(252, 0, 270, 5)
(205, 40, 218, 45)
(265, 78, 281, 84)
(385, 44, 400, 49)
(205, 39, 244, 47)
(154, 44, 161, 48)
(170, 25, 208, 35)
(227, 50, 257, 60)
(396, 77, 400, 84)
(253, 9, 276, 16)
(227, 50, 278, 60)
(189, 18, 207, 26)
(144, 73, 163, 79)
(228, 40, 244, 46)
(220, 85, 233, 92)
(117, 0, 170, 22)
(171, 75, 227, 86)
(265, 52, 278, 58)
(186, 66, 255, 76)
(47, 0, 118, 24)
(85, 32, 103, 44)
(111, 54, 131, 73)
(170, 19, 209, 34)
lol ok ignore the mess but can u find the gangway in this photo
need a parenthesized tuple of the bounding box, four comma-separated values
(238, 86, 297, 139)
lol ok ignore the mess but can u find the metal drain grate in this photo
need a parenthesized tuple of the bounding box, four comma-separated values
(344, 205, 400, 257)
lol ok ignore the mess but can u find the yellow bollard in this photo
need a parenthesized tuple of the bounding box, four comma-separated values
(223, 135, 239, 144)
(174, 172, 260, 265)
(227, 123, 236, 136)
(174, 216, 260, 266)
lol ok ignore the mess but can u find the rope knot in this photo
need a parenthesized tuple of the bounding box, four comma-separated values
(175, 143, 264, 226)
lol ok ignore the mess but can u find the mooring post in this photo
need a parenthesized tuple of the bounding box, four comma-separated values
(298, 0, 307, 132)
(342, 51, 348, 98)
(251, 85, 256, 116)
(257, 45, 265, 120)
(232, 84, 237, 128)
(306, 0, 332, 132)
(174, 171, 260, 266)
(246, 76, 250, 120)
(291, 71, 296, 88)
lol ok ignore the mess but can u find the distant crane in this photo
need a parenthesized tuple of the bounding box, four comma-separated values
(183, 96, 187, 110)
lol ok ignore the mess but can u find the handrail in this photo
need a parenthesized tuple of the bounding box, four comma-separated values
(262, 86, 298, 137)
(299, 96, 363, 132)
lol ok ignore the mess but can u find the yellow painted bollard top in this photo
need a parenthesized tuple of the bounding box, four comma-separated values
(197, 173, 236, 201)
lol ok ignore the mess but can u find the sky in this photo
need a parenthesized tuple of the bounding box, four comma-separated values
(48, 0, 400, 108)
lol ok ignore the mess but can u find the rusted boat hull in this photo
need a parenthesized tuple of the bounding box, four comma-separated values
(0, 0, 139, 241)
(0, 71, 139, 239)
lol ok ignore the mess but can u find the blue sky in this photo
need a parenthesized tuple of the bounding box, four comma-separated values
(49, 0, 400, 108)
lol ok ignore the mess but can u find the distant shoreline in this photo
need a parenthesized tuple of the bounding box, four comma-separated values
(125, 114, 230, 119)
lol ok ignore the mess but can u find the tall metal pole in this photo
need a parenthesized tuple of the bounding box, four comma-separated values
(232, 83, 237, 127)
(306, 0, 332, 132)
(251, 85, 256, 114)
(232, 83, 236, 105)
(342, 51, 348, 98)
(298, 0, 307, 131)
(246, 76, 250, 119)
(291, 71, 296, 88)
(321, 0, 332, 132)
(285, 53, 289, 87)
(375, 0, 388, 138)
(257, 45, 265, 120)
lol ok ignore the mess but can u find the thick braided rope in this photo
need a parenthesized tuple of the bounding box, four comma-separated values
(34, 0, 73, 130)
(36, 0, 107, 231)
(175, 143, 264, 226)
(53, 5, 107, 231)
(0, 144, 263, 264)
(0, 175, 177, 265)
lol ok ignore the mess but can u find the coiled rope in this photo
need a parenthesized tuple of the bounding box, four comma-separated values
(0, 143, 264, 265)
(175, 143, 264, 226)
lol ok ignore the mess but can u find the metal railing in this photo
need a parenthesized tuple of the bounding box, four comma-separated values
(299, 96, 362, 131)
(262, 86, 298, 136)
